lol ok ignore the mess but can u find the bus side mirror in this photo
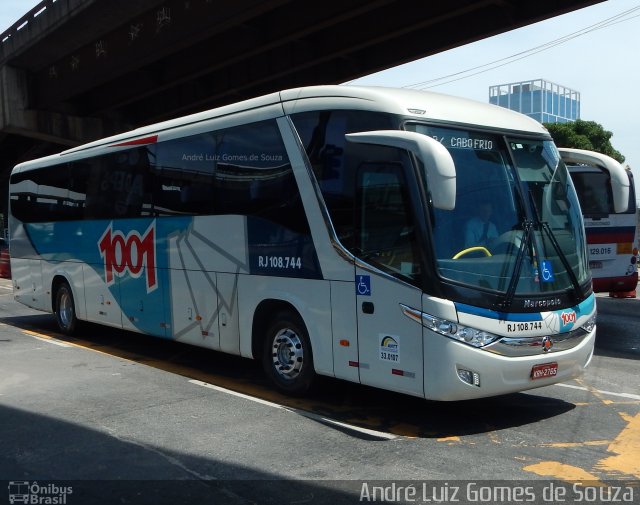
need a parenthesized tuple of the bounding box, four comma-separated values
(610, 179, 629, 214)
(346, 130, 456, 210)
(559, 148, 630, 213)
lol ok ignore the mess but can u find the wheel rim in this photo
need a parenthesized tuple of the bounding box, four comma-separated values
(271, 327, 304, 381)
(58, 290, 74, 329)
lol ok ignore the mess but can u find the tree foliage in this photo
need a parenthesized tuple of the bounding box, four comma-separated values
(543, 119, 625, 164)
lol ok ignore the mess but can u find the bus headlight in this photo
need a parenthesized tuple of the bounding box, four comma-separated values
(421, 313, 500, 348)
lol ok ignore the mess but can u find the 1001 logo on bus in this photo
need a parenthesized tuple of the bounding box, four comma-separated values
(560, 310, 576, 326)
(98, 221, 157, 292)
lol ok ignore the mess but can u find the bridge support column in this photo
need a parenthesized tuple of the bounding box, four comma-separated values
(1, 64, 107, 146)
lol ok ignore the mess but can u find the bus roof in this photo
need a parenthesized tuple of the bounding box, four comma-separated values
(13, 85, 549, 172)
(280, 86, 547, 134)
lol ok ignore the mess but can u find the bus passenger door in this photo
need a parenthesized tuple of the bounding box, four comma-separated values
(354, 162, 425, 398)
(355, 268, 423, 397)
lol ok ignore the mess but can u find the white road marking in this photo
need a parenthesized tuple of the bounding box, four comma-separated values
(189, 379, 398, 440)
(555, 382, 640, 401)
(22, 330, 73, 348)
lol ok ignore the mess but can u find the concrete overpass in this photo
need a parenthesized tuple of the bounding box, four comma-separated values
(0, 0, 603, 222)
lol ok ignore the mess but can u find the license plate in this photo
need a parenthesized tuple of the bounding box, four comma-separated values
(588, 244, 616, 259)
(589, 261, 603, 269)
(530, 362, 558, 380)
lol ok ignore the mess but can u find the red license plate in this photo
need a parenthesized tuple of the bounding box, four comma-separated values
(530, 362, 558, 380)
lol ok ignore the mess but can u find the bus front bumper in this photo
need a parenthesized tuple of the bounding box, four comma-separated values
(423, 327, 595, 401)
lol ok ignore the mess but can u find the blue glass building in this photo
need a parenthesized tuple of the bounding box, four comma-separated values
(489, 79, 580, 123)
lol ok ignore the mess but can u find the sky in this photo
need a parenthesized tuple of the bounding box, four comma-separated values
(2, 0, 639, 200)
(0, 1, 42, 34)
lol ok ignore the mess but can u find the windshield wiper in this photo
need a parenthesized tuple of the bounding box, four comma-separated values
(525, 188, 584, 301)
(540, 222, 584, 301)
(497, 220, 534, 311)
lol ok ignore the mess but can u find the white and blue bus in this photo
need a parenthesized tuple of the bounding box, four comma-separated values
(560, 148, 638, 294)
(9, 86, 598, 401)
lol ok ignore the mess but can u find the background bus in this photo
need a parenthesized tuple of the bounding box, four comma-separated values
(560, 148, 639, 294)
(9, 86, 598, 401)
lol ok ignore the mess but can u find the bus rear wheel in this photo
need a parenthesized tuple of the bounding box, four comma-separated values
(55, 281, 77, 335)
(262, 311, 315, 395)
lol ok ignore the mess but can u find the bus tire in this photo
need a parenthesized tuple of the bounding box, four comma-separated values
(55, 281, 77, 335)
(262, 310, 315, 395)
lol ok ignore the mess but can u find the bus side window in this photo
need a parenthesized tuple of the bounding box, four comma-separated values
(149, 133, 216, 216)
(212, 120, 310, 236)
(355, 162, 419, 280)
(78, 148, 151, 220)
(291, 109, 396, 251)
(570, 170, 614, 216)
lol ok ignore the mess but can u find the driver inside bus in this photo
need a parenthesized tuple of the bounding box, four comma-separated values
(464, 199, 499, 249)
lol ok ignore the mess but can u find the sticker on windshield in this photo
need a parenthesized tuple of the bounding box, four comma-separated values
(540, 260, 555, 283)
(429, 133, 497, 151)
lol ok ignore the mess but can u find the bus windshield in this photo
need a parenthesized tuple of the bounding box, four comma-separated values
(570, 169, 616, 216)
(407, 124, 589, 300)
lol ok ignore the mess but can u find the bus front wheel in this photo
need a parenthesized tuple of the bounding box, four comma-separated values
(262, 311, 315, 395)
(55, 281, 77, 335)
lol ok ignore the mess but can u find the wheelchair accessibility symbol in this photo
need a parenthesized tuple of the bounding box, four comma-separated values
(540, 260, 555, 283)
(356, 275, 371, 296)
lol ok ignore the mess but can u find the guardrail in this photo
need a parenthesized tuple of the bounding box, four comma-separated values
(0, 0, 57, 45)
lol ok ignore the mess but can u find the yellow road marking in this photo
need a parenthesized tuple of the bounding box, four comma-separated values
(389, 423, 421, 438)
(541, 440, 610, 448)
(596, 412, 640, 478)
(189, 379, 398, 440)
(524, 411, 640, 480)
(575, 401, 640, 406)
(575, 377, 612, 405)
(22, 329, 56, 339)
(17, 327, 402, 437)
(522, 461, 601, 482)
(22, 330, 73, 347)
(16, 325, 640, 454)
(486, 429, 501, 445)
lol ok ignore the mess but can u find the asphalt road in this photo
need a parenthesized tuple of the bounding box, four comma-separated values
(0, 278, 638, 505)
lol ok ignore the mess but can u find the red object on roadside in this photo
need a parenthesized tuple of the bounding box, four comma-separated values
(609, 289, 637, 298)
(0, 238, 10, 279)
